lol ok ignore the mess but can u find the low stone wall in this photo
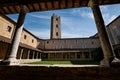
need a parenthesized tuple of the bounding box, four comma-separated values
(19, 59, 42, 64)
(0, 66, 120, 80)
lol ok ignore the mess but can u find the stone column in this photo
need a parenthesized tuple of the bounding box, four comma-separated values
(20, 48, 24, 60)
(55, 53, 56, 60)
(81, 52, 83, 59)
(61, 52, 63, 60)
(2, 6, 28, 65)
(74, 52, 77, 60)
(32, 51, 35, 59)
(89, 52, 92, 60)
(39, 53, 40, 59)
(40, 53, 42, 59)
(36, 52, 39, 59)
(88, 0, 114, 66)
(27, 50, 30, 59)
(117, 50, 120, 58)
(68, 52, 70, 60)
(48, 53, 50, 59)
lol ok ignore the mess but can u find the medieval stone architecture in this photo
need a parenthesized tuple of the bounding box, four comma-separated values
(50, 14, 61, 39)
(0, 14, 120, 63)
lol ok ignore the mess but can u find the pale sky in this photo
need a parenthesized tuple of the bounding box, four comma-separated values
(7, 4, 120, 39)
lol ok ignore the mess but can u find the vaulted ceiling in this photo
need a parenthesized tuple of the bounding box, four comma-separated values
(0, 0, 120, 14)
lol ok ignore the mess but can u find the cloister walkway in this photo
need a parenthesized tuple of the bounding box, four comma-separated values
(0, 0, 120, 66)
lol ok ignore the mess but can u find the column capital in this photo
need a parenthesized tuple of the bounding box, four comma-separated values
(88, 0, 98, 7)
(20, 5, 29, 13)
(16, 6, 28, 28)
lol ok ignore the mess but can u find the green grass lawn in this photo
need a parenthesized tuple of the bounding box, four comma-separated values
(26, 60, 100, 65)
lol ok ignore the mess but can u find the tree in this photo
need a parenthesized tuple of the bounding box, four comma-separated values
(91, 47, 104, 61)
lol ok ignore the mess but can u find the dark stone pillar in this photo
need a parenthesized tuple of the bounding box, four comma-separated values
(20, 48, 24, 60)
(2, 6, 28, 65)
(36, 52, 39, 59)
(32, 51, 35, 59)
(88, 0, 114, 66)
(27, 50, 30, 59)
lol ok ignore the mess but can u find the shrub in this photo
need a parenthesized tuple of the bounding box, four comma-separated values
(91, 47, 104, 61)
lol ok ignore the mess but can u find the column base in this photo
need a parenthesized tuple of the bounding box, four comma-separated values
(0, 58, 20, 65)
(100, 57, 120, 67)
(110, 57, 120, 67)
(100, 58, 110, 67)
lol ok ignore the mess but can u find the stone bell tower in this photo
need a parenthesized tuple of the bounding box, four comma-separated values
(50, 14, 61, 39)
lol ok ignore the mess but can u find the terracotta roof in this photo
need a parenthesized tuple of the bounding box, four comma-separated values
(0, 0, 120, 14)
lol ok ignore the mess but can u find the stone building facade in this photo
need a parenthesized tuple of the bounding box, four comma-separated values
(0, 15, 41, 61)
(39, 38, 100, 60)
(106, 16, 120, 58)
(50, 14, 61, 39)
(0, 14, 120, 61)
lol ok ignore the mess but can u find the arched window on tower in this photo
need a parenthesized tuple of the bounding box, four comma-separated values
(56, 18, 58, 21)
(56, 24, 58, 28)
(56, 32, 58, 36)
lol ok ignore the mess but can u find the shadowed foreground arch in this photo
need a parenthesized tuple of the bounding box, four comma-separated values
(0, 0, 120, 66)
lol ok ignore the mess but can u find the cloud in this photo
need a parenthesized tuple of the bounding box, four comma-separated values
(71, 8, 94, 19)
(81, 11, 94, 19)
(62, 32, 81, 38)
(7, 14, 18, 22)
(100, 6, 108, 12)
(107, 15, 117, 23)
(103, 14, 117, 25)
(7, 4, 120, 39)
(103, 13, 117, 24)
(28, 13, 50, 20)
(62, 31, 94, 38)
(29, 29, 50, 39)
(100, 5, 119, 25)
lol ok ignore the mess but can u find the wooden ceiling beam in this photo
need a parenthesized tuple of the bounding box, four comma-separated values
(0, 0, 120, 7)
(82, 0, 89, 6)
(31, 4, 36, 11)
(7, 6, 13, 14)
(0, 8, 5, 14)
(51, 0, 54, 9)
(79, 0, 82, 6)
(65, 0, 68, 8)
(58, 0, 61, 9)
(99, 0, 104, 5)
(0, 0, 58, 7)
(38, 3, 42, 11)
(2, 7, 10, 14)
(14, 6, 20, 13)
(0, 0, 120, 14)
(45, 2, 48, 10)
(13, 6, 19, 13)
(72, 0, 75, 7)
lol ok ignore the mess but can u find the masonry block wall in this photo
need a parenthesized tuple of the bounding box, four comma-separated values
(50, 14, 61, 39)
(43, 38, 100, 50)
(0, 15, 41, 59)
(106, 16, 120, 45)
